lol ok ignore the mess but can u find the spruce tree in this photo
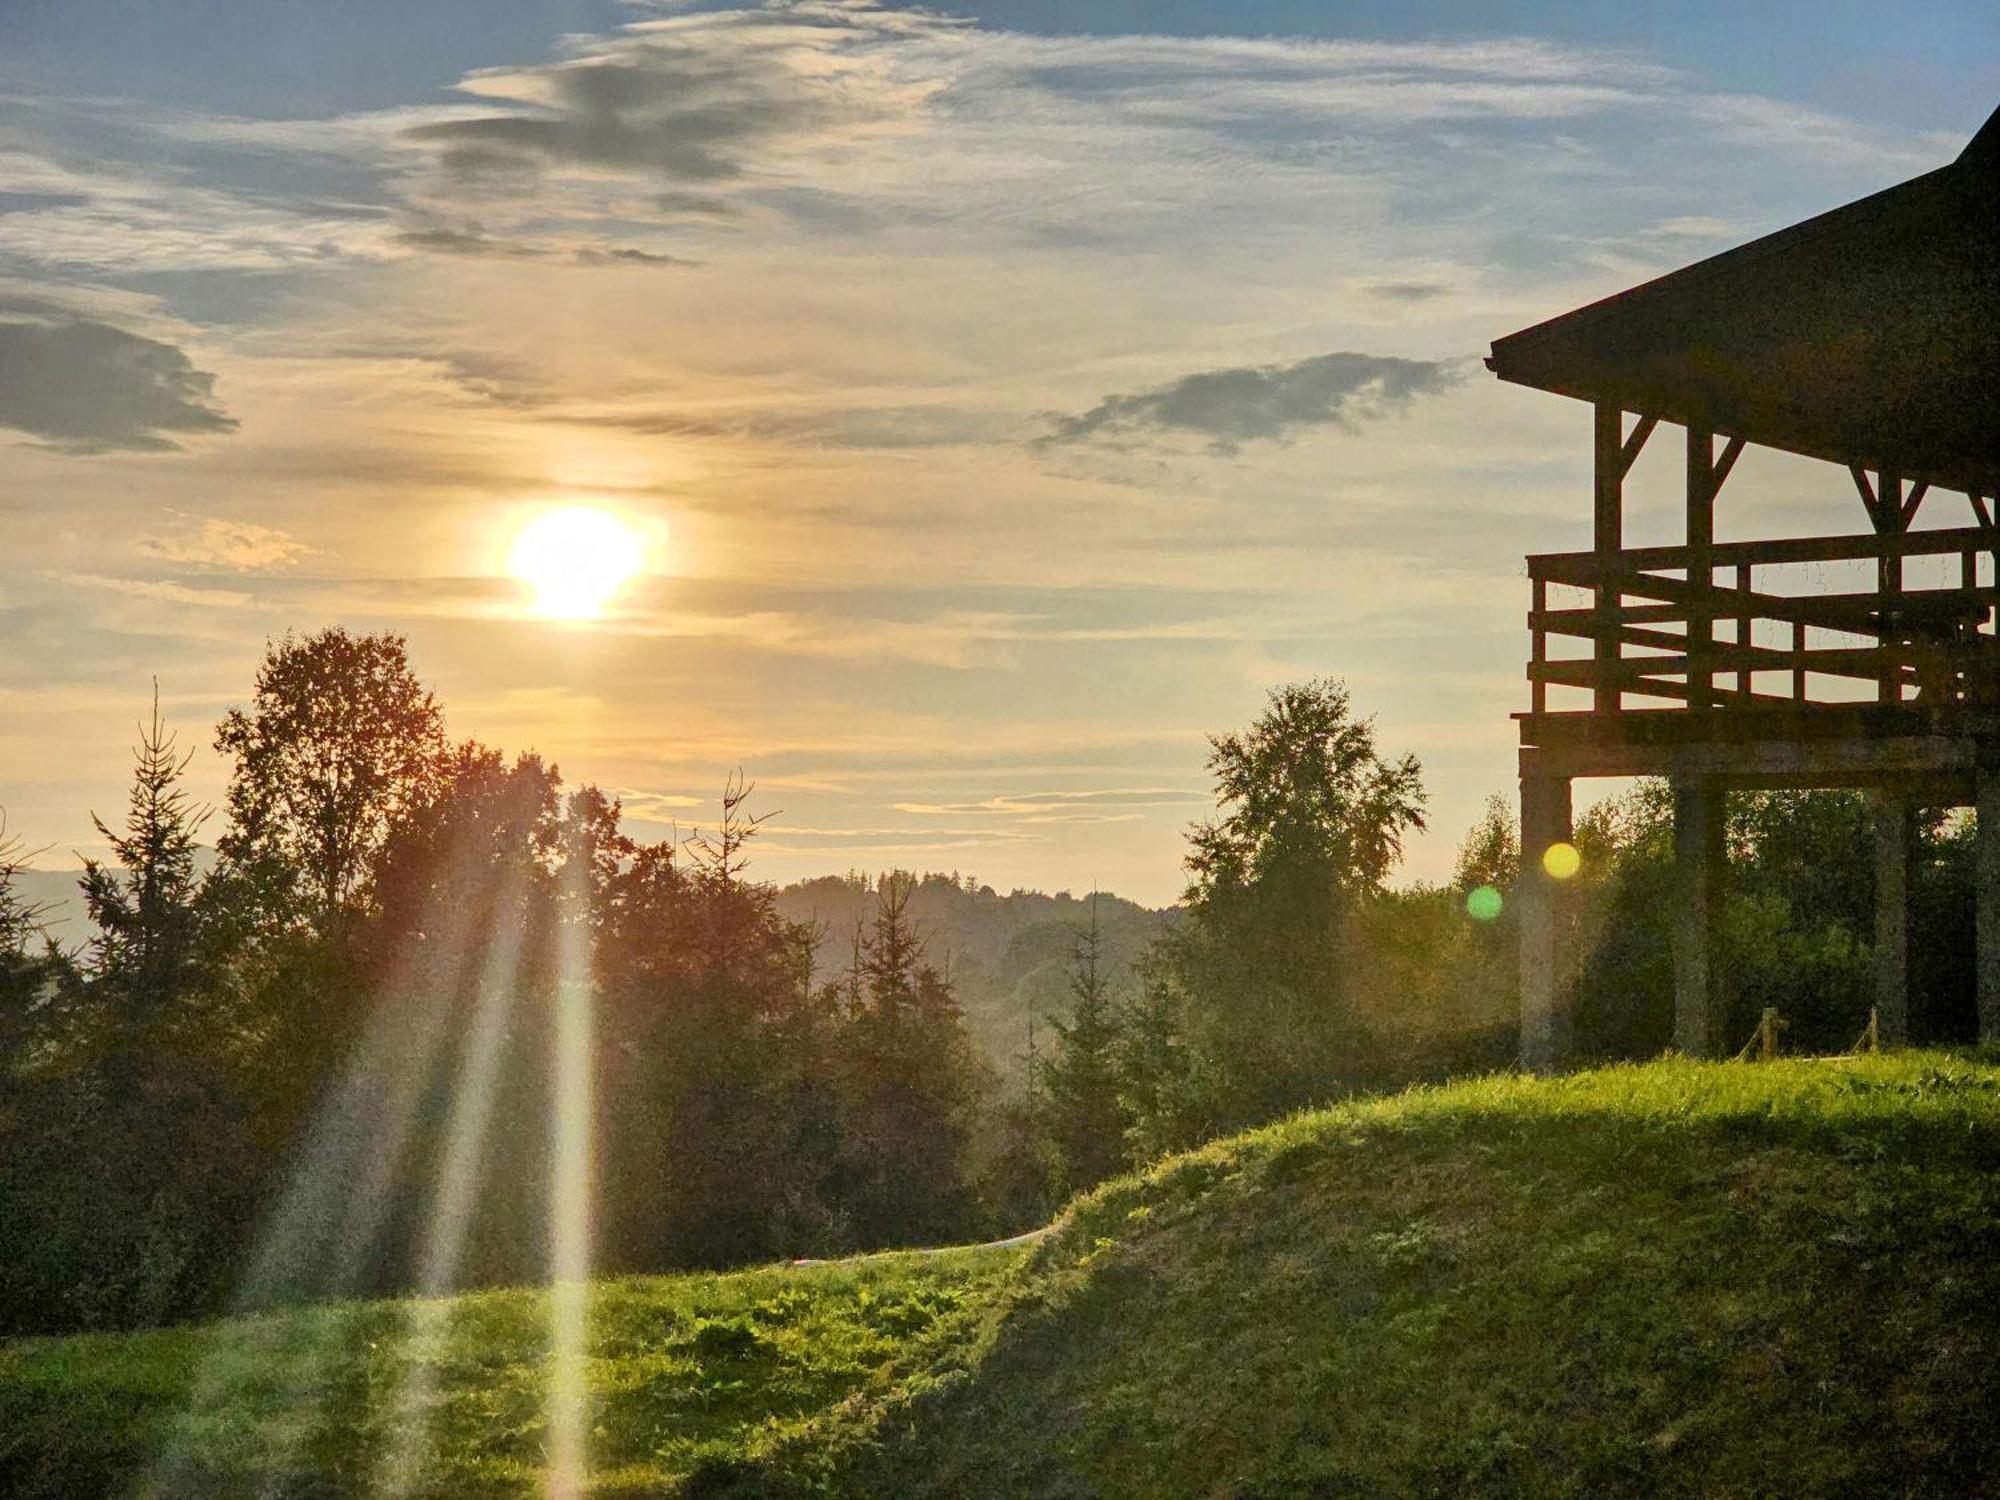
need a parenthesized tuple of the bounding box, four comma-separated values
(836, 873, 978, 1245)
(81, 685, 210, 1021)
(1041, 894, 1130, 1192)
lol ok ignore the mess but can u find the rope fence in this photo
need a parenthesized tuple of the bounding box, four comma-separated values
(1730, 1006, 1882, 1062)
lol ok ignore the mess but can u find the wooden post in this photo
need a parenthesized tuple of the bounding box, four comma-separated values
(1672, 776, 1723, 1056)
(1531, 575, 1548, 716)
(1519, 763, 1572, 1072)
(1979, 761, 2000, 1043)
(1879, 471, 1904, 704)
(1758, 1007, 1783, 1061)
(1593, 402, 1622, 714)
(1735, 562, 1752, 699)
(1686, 427, 1715, 712)
(1872, 794, 1910, 1045)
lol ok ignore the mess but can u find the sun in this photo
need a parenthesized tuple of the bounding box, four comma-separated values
(509, 507, 647, 620)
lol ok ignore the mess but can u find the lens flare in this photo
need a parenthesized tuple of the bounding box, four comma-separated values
(1466, 884, 1504, 921)
(1542, 841, 1582, 880)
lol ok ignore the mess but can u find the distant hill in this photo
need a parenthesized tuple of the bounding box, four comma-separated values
(7, 867, 90, 947)
(10, 864, 1175, 1082)
(772, 873, 1175, 1085)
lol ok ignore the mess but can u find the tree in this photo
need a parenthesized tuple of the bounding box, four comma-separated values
(11, 692, 244, 1334)
(1452, 793, 1519, 893)
(214, 629, 448, 931)
(1041, 895, 1129, 1193)
(1136, 679, 1426, 1137)
(80, 686, 210, 1018)
(0, 810, 63, 1055)
(835, 874, 979, 1246)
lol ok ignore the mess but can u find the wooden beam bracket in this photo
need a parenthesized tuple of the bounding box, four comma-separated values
(1852, 463, 1882, 527)
(1618, 414, 1660, 479)
(1710, 435, 1746, 498)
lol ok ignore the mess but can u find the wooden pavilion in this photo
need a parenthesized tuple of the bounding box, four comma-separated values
(1488, 105, 2000, 1070)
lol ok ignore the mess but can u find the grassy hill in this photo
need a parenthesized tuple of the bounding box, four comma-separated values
(8, 1051, 2000, 1497)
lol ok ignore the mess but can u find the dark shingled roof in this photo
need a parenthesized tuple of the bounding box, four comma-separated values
(1488, 105, 2000, 499)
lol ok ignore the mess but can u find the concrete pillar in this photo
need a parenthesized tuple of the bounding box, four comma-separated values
(1979, 766, 2000, 1042)
(1672, 777, 1724, 1056)
(1871, 795, 1911, 1046)
(1519, 765, 1572, 1072)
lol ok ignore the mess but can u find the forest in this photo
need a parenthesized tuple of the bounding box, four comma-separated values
(0, 627, 1982, 1338)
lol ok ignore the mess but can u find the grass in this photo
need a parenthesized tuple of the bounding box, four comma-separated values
(0, 1249, 1020, 1497)
(8, 1051, 2000, 1496)
(740, 1050, 2000, 1498)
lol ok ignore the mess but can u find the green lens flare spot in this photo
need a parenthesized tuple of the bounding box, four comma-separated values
(1466, 884, 1504, 921)
(1542, 842, 1581, 880)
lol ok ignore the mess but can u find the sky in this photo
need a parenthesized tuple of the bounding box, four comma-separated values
(0, 1, 1994, 906)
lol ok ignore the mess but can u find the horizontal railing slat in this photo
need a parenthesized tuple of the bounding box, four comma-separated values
(1529, 524, 2000, 582)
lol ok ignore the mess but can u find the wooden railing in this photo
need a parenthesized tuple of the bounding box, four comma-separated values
(1526, 524, 2000, 715)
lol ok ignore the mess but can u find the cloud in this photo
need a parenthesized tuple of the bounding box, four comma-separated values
(142, 515, 312, 570)
(0, 304, 237, 454)
(1366, 280, 1450, 302)
(561, 401, 1015, 449)
(893, 788, 1208, 820)
(391, 212, 696, 267)
(400, 1, 952, 198)
(63, 572, 253, 609)
(1037, 350, 1465, 454)
(614, 787, 708, 826)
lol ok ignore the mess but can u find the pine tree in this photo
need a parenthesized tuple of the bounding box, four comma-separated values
(0, 811, 62, 1048)
(81, 684, 210, 1018)
(1041, 894, 1129, 1192)
(835, 873, 978, 1245)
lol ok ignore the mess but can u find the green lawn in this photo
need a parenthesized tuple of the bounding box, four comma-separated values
(9, 1051, 2000, 1497)
(0, 1249, 1019, 1497)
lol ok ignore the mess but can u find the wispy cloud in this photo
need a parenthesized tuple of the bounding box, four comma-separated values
(63, 572, 254, 608)
(399, 1, 954, 199)
(1037, 350, 1465, 454)
(142, 514, 312, 570)
(391, 211, 696, 267)
(893, 788, 1207, 818)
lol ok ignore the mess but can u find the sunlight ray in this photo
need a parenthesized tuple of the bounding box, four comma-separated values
(545, 850, 596, 1499)
(138, 828, 504, 1499)
(376, 866, 531, 1497)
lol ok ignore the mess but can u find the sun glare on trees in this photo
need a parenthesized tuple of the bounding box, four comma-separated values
(509, 507, 646, 620)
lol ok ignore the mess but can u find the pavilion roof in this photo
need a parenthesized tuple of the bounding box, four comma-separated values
(1488, 105, 2000, 498)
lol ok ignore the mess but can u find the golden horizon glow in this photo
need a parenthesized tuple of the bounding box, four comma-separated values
(509, 507, 647, 620)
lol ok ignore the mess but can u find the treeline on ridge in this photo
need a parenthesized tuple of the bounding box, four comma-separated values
(0, 630, 1984, 1337)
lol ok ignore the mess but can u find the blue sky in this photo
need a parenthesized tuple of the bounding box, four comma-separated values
(0, 1, 1993, 904)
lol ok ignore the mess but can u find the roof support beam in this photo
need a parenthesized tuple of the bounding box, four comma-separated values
(1903, 481, 1932, 527)
(1711, 435, 1746, 497)
(1593, 402, 1624, 713)
(1618, 414, 1659, 480)
(1688, 427, 1719, 711)
(1852, 463, 1882, 528)
(1877, 472, 1907, 703)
